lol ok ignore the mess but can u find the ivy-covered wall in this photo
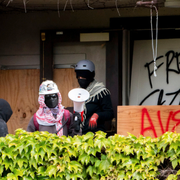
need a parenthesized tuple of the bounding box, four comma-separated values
(0, 129, 180, 180)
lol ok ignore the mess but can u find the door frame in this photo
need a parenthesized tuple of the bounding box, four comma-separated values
(40, 29, 122, 133)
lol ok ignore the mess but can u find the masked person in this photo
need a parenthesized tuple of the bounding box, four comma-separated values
(75, 60, 114, 134)
(27, 80, 81, 137)
(0, 99, 13, 137)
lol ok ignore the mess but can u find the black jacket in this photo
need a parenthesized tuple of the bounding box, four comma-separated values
(82, 81, 114, 134)
(26, 111, 82, 137)
(0, 99, 13, 137)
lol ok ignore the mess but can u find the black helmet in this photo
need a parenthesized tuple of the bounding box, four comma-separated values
(75, 60, 95, 72)
(75, 60, 95, 82)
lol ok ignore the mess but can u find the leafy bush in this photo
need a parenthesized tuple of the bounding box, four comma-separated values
(1, 129, 180, 180)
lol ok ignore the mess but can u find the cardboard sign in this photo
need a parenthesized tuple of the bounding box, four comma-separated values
(117, 105, 180, 138)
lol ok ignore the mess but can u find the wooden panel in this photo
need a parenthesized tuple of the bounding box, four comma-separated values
(53, 68, 79, 108)
(117, 105, 180, 138)
(0, 69, 40, 134)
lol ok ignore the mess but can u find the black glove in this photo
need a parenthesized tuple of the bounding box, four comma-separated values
(73, 112, 81, 132)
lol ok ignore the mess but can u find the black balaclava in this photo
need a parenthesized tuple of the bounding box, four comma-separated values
(0, 99, 13, 123)
(75, 70, 95, 89)
(45, 93, 58, 108)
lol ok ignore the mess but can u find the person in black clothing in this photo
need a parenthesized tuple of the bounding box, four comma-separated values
(74, 59, 114, 134)
(0, 99, 13, 137)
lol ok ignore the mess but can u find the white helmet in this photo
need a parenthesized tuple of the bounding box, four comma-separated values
(39, 80, 59, 95)
(75, 60, 95, 72)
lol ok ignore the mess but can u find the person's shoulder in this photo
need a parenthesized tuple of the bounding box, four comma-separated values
(0, 118, 6, 125)
(64, 109, 72, 120)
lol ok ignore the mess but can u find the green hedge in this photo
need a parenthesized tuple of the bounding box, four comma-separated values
(0, 129, 180, 180)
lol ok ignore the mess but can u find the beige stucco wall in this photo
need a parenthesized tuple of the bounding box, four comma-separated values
(0, 7, 180, 51)
(0, 7, 180, 57)
(0, 7, 180, 74)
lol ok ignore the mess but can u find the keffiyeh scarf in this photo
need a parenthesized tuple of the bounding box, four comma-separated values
(86, 80, 110, 103)
(35, 92, 64, 136)
(82, 80, 110, 126)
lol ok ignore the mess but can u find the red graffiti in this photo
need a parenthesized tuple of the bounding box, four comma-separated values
(141, 108, 180, 137)
(172, 110, 180, 132)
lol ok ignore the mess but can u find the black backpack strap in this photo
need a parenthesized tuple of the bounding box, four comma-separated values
(56, 118, 69, 134)
(56, 109, 70, 134)
(33, 114, 39, 131)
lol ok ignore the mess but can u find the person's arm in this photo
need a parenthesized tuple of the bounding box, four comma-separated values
(96, 93, 114, 122)
(89, 92, 114, 129)
(26, 116, 36, 132)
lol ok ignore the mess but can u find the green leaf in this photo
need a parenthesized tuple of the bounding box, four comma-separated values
(3, 158, 13, 170)
(132, 171, 143, 180)
(13, 168, 23, 178)
(87, 147, 97, 156)
(109, 152, 122, 164)
(38, 148, 46, 160)
(23, 177, 33, 180)
(37, 166, 47, 175)
(82, 132, 94, 141)
(95, 131, 107, 139)
(7, 173, 17, 180)
(29, 157, 37, 169)
(81, 142, 90, 153)
(46, 165, 57, 178)
(176, 169, 180, 175)
(169, 141, 179, 152)
(0, 165, 4, 176)
(66, 147, 77, 157)
(94, 139, 105, 150)
(87, 138, 94, 147)
(86, 165, 96, 177)
(67, 161, 82, 173)
(123, 145, 134, 155)
(78, 153, 90, 165)
(29, 171, 35, 179)
(167, 174, 177, 180)
(16, 157, 27, 169)
(117, 170, 126, 179)
(98, 155, 111, 172)
(89, 156, 97, 165)
(95, 159, 101, 168)
(72, 136, 82, 146)
(172, 159, 178, 169)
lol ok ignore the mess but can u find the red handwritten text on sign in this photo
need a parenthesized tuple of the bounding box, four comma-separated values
(141, 108, 180, 137)
(117, 106, 180, 138)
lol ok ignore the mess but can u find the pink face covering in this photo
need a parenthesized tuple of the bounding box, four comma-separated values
(35, 92, 64, 136)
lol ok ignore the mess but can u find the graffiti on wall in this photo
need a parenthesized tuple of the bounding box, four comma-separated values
(139, 50, 180, 105)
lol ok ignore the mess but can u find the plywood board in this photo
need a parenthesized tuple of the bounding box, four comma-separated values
(0, 69, 40, 134)
(53, 68, 79, 108)
(0, 68, 78, 135)
(117, 105, 180, 138)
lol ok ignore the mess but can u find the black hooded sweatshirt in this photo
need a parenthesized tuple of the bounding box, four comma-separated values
(0, 99, 13, 137)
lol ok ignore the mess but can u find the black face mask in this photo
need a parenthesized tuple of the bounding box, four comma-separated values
(45, 94, 58, 108)
(78, 79, 91, 89)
